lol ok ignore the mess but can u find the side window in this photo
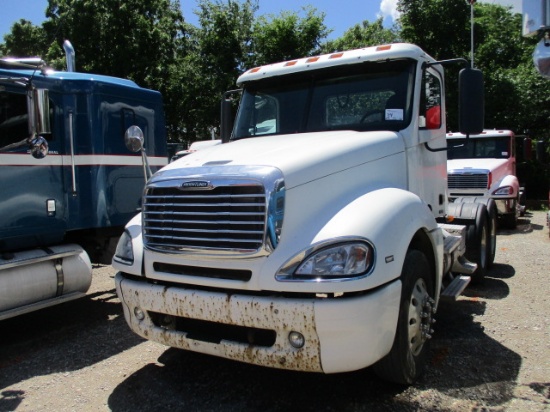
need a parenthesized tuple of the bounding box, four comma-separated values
(0, 91, 30, 148)
(0, 90, 55, 150)
(235, 93, 278, 137)
(422, 71, 442, 129)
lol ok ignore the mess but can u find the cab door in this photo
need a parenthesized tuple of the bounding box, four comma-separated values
(0, 85, 66, 251)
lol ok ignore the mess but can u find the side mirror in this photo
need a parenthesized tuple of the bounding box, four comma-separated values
(458, 68, 484, 135)
(220, 89, 241, 143)
(27, 88, 51, 136)
(124, 125, 152, 182)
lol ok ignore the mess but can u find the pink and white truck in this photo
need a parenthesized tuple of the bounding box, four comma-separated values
(447, 129, 524, 228)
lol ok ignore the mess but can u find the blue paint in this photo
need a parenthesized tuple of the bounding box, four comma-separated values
(0, 66, 167, 258)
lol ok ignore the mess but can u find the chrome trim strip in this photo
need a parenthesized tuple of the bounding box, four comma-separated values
(68, 111, 77, 194)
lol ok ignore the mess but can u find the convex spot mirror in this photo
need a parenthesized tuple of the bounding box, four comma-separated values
(30, 135, 49, 159)
(124, 125, 144, 152)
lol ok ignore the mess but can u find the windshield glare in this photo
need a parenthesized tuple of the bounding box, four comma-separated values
(232, 60, 416, 140)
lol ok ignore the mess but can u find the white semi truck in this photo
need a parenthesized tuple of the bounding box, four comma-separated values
(112, 43, 496, 384)
(447, 129, 523, 228)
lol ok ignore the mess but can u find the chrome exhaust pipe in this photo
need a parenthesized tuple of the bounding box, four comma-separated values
(63, 40, 75, 72)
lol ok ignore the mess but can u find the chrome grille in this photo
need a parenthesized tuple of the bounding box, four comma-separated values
(143, 184, 266, 252)
(448, 173, 488, 190)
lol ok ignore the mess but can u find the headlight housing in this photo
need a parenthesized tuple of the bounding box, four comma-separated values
(276, 239, 375, 282)
(113, 230, 134, 265)
(492, 186, 514, 196)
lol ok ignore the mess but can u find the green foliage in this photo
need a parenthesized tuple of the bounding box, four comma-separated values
(398, 0, 471, 60)
(398, 0, 550, 138)
(179, 0, 258, 140)
(321, 18, 399, 53)
(251, 6, 329, 65)
(0, 19, 48, 58)
(43, 0, 186, 87)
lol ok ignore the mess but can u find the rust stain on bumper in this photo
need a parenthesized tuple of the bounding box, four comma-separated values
(116, 274, 323, 372)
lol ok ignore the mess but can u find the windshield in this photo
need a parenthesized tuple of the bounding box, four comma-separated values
(447, 137, 512, 160)
(232, 59, 416, 139)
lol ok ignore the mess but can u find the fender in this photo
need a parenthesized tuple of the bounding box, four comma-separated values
(493, 174, 519, 198)
(310, 187, 443, 291)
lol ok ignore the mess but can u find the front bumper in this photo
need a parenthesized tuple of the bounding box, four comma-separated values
(115, 273, 401, 374)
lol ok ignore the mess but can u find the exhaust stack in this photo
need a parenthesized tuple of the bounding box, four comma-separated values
(63, 40, 75, 72)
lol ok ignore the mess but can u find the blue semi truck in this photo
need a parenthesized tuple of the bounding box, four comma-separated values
(0, 42, 167, 320)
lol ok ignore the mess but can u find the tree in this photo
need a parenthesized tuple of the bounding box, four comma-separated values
(398, 0, 471, 61)
(43, 0, 186, 88)
(175, 0, 258, 140)
(0, 20, 48, 58)
(251, 6, 329, 66)
(39, 0, 191, 143)
(473, 3, 532, 71)
(321, 18, 399, 53)
(182, 1, 330, 140)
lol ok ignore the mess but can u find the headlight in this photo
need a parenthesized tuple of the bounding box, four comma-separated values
(493, 186, 514, 196)
(276, 240, 375, 282)
(113, 230, 134, 265)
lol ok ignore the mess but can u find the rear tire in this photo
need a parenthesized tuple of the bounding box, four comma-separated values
(447, 200, 491, 284)
(453, 197, 497, 267)
(372, 249, 434, 385)
(465, 203, 490, 284)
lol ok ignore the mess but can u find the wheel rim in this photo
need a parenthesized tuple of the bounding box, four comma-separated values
(407, 278, 432, 356)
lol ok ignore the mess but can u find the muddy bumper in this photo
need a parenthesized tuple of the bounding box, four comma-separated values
(115, 273, 401, 374)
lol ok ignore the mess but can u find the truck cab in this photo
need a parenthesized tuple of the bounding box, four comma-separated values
(114, 43, 489, 384)
(447, 129, 523, 228)
(0, 52, 167, 320)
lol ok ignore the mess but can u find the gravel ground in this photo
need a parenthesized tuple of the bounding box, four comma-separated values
(0, 210, 548, 412)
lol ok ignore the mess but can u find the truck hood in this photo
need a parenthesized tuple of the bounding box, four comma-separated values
(157, 131, 405, 189)
(447, 158, 509, 173)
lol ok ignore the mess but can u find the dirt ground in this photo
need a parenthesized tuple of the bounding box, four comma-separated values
(0, 211, 549, 412)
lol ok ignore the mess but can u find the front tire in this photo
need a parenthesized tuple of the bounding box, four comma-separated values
(372, 249, 435, 385)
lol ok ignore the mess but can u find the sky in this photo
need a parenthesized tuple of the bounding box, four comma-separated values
(0, 0, 522, 42)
